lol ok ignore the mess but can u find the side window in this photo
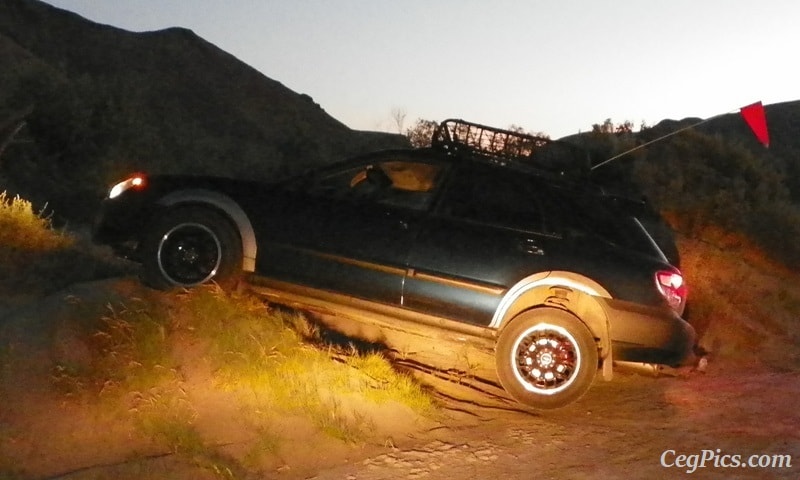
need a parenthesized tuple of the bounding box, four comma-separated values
(438, 166, 546, 232)
(305, 165, 367, 199)
(307, 160, 444, 211)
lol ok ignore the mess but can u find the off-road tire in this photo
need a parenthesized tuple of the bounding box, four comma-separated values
(496, 307, 598, 409)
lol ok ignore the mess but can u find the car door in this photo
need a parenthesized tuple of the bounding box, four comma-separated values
(402, 164, 565, 325)
(254, 155, 446, 305)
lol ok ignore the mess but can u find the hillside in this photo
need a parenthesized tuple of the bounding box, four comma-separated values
(699, 101, 800, 204)
(0, 0, 407, 221)
(558, 100, 800, 269)
(649, 100, 800, 201)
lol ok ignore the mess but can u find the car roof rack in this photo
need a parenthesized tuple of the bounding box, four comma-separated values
(431, 118, 590, 176)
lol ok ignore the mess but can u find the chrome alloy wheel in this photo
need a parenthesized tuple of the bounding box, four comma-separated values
(510, 323, 581, 395)
(156, 222, 222, 287)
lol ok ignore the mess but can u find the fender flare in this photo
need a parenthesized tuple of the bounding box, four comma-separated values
(491, 271, 612, 361)
(155, 189, 257, 272)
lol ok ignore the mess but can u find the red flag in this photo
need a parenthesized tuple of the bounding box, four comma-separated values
(740, 101, 770, 147)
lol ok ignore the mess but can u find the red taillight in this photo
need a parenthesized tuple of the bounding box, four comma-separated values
(656, 270, 687, 314)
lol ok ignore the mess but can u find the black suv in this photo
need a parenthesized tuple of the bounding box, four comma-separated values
(93, 119, 695, 409)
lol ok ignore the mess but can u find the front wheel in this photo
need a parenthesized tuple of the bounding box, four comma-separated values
(140, 206, 243, 290)
(496, 307, 598, 409)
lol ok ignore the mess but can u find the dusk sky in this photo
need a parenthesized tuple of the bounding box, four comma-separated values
(43, 0, 800, 138)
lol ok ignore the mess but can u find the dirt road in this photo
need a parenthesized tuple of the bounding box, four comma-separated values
(311, 366, 800, 480)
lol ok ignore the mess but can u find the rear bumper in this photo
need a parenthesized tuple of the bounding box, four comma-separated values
(600, 298, 696, 366)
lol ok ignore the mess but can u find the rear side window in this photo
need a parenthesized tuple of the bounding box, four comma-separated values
(542, 187, 660, 255)
(437, 166, 548, 233)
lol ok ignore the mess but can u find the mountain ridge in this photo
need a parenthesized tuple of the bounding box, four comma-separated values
(0, 0, 408, 220)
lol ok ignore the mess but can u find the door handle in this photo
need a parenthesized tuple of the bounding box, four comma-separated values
(519, 238, 545, 255)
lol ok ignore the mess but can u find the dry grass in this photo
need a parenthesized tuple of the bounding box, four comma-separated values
(42, 283, 436, 475)
(0, 191, 72, 252)
(0, 190, 132, 296)
(178, 286, 436, 442)
(58, 299, 177, 397)
(132, 388, 247, 479)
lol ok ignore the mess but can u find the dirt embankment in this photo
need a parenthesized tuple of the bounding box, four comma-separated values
(3, 233, 800, 479)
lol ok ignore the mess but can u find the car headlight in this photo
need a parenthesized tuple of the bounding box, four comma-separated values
(109, 173, 147, 199)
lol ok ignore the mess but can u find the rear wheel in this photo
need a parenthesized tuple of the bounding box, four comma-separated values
(141, 206, 242, 290)
(496, 307, 598, 409)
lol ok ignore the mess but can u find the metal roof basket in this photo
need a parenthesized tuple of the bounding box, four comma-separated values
(431, 118, 590, 175)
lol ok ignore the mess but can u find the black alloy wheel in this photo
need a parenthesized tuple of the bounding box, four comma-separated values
(141, 206, 243, 290)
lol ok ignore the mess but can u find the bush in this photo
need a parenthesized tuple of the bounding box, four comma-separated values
(0, 191, 130, 295)
(0, 190, 71, 252)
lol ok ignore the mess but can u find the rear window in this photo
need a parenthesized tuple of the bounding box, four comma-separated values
(542, 187, 660, 255)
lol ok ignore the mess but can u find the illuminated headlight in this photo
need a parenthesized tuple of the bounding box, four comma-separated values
(108, 174, 147, 199)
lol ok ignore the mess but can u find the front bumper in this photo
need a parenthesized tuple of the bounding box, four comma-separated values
(91, 198, 155, 261)
(600, 297, 696, 366)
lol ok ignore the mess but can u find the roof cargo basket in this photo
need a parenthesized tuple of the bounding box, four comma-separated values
(431, 119, 590, 175)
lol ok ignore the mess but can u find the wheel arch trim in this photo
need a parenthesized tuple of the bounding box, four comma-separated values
(490, 271, 613, 359)
(155, 189, 257, 272)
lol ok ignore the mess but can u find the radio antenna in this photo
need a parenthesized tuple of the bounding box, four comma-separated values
(590, 101, 768, 171)
(590, 115, 723, 171)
